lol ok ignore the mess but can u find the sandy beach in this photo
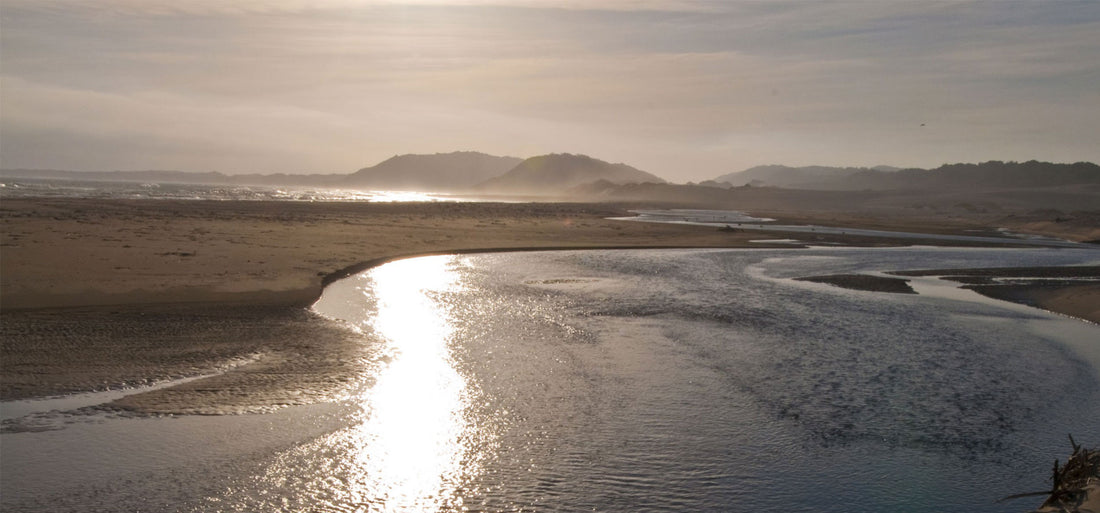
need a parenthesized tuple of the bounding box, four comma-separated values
(1, 197, 1096, 413)
(1, 198, 771, 410)
(0, 198, 796, 310)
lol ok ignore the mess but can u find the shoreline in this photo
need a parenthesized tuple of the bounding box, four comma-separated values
(795, 269, 1099, 324)
(1, 198, 777, 311)
(894, 266, 1100, 324)
(0, 198, 779, 407)
(6, 197, 1085, 311)
(3, 197, 1098, 408)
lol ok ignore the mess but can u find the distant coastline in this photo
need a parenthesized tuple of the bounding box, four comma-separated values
(5, 156, 1096, 197)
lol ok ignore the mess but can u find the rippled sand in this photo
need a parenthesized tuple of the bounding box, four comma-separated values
(0, 304, 368, 421)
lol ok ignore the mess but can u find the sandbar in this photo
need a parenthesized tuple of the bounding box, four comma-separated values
(894, 266, 1100, 324)
(794, 274, 917, 294)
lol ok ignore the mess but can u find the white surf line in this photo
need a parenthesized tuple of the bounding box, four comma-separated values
(0, 353, 263, 422)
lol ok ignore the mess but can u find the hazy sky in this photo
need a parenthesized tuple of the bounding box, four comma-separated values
(2, 0, 1098, 182)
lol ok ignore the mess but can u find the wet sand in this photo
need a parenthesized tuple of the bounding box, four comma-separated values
(794, 267, 1099, 323)
(1, 197, 1097, 414)
(893, 266, 1100, 324)
(794, 274, 917, 294)
(0, 304, 365, 416)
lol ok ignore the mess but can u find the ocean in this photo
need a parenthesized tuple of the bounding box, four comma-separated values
(2, 247, 1098, 512)
(0, 177, 471, 202)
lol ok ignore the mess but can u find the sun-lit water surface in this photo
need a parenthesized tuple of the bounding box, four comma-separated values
(0, 177, 478, 202)
(313, 255, 484, 511)
(3, 247, 1099, 513)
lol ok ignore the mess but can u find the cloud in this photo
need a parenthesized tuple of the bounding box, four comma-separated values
(2, 0, 1098, 179)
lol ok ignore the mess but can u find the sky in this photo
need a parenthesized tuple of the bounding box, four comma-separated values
(1, 0, 1098, 182)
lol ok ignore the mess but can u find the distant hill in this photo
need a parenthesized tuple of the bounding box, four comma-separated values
(831, 160, 1100, 191)
(477, 153, 664, 195)
(570, 177, 1100, 214)
(713, 165, 900, 188)
(345, 151, 522, 192)
(713, 161, 1099, 191)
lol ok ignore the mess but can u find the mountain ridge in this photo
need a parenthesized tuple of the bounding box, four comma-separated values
(713, 160, 1099, 190)
(346, 151, 522, 191)
(714, 164, 904, 188)
(476, 153, 665, 195)
(5, 159, 1096, 194)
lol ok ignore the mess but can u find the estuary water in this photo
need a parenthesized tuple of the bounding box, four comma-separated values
(614, 209, 1086, 248)
(2, 247, 1099, 512)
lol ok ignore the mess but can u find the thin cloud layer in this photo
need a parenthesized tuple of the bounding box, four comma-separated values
(1, 1, 1097, 180)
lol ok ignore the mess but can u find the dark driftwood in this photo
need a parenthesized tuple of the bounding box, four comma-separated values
(999, 435, 1099, 512)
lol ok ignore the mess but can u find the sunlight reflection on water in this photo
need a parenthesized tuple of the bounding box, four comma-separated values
(333, 256, 481, 511)
(6, 249, 1100, 512)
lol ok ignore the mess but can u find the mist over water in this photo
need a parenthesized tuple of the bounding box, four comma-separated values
(2, 247, 1098, 512)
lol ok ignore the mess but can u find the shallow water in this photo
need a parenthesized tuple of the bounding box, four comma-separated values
(2, 247, 1099, 512)
(615, 209, 1086, 248)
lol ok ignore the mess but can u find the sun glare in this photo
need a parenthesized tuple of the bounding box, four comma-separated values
(343, 256, 478, 511)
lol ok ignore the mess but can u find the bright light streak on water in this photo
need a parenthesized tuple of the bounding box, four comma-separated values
(4, 247, 1099, 512)
(167, 256, 495, 512)
(341, 256, 476, 511)
(0, 177, 477, 202)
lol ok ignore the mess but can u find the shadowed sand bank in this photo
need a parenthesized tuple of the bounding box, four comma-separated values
(1, 197, 1096, 415)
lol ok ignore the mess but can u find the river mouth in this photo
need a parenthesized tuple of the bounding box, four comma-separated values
(3, 247, 1098, 512)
